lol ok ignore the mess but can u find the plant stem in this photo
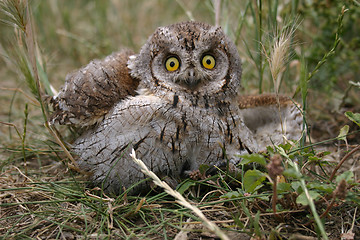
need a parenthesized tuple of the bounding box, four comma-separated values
(293, 6, 348, 98)
(319, 197, 336, 219)
(24, 1, 49, 123)
(278, 147, 328, 240)
(252, 0, 263, 93)
(214, 0, 221, 26)
(272, 179, 278, 216)
(295, 162, 329, 240)
(329, 145, 360, 182)
(22, 103, 28, 174)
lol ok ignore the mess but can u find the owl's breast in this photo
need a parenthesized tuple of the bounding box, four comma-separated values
(156, 100, 251, 171)
(73, 94, 256, 193)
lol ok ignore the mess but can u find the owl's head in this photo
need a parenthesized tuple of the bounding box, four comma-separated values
(129, 21, 241, 104)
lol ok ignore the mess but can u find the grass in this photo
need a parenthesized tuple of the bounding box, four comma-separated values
(1, 0, 360, 239)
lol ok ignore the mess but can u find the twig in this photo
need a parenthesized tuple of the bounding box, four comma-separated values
(272, 180, 278, 216)
(0, 121, 22, 139)
(45, 123, 79, 170)
(305, 179, 347, 226)
(14, 166, 33, 183)
(266, 154, 283, 219)
(174, 218, 194, 240)
(130, 149, 230, 240)
(329, 145, 360, 182)
(0, 87, 39, 105)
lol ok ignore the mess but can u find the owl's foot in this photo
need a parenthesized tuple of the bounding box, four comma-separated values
(188, 169, 210, 180)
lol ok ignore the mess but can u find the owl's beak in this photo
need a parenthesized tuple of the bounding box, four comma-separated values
(182, 68, 201, 89)
(186, 69, 197, 83)
(174, 67, 208, 90)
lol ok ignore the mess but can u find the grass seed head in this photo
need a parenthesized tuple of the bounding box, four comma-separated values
(265, 20, 299, 92)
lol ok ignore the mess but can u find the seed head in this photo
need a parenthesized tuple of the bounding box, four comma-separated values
(266, 154, 284, 180)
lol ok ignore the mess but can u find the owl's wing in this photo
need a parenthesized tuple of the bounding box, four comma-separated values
(49, 49, 140, 126)
(72, 95, 184, 193)
(238, 94, 303, 150)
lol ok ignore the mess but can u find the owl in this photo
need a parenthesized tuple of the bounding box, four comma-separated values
(50, 21, 302, 193)
(49, 49, 139, 126)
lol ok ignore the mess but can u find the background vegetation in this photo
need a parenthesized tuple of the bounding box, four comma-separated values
(0, 0, 359, 239)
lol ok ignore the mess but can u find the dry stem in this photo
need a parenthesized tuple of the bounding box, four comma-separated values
(130, 149, 230, 240)
(329, 145, 360, 182)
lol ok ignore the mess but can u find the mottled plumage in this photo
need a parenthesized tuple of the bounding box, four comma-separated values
(50, 49, 139, 126)
(50, 21, 302, 193)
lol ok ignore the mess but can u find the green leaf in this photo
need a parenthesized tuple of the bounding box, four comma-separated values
(257, 195, 269, 201)
(239, 154, 266, 166)
(346, 192, 360, 205)
(221, 191, 242, 199)
(277, 182, 291, 193)
(337, 125, 349, 142)
(308, 155, 322, 162)
(291, 181, 302, 193)
(266, 146, 275, 154)
(243, 169, 266, 193)
(336, 171, 354, 184)
(274, 146, 292, 165)
(37, 60, 53, 96)
(254, 211, 261, 236)
(296, 190, 321, 206)
(345, 111, 360, 128)
(176, 180, 196, 194)
(198, 164, 210, 174)
(278, 143, 292, 151)
(307, 182, 334, 194)
(283, 168, 302, 179)
(233, 216, 245, 228)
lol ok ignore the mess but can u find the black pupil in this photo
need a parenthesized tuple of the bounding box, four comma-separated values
(206, 59, 212, 65)
(170, 61, 175, 67)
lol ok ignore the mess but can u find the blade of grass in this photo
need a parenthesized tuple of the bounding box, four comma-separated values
(293, 6, 348, 98)
(234, 0, 251, 45)
(250, 0, 264, 93)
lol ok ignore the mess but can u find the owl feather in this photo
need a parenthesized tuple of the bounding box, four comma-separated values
(49, 49, 139, 126)
(51, 21, 302, 193)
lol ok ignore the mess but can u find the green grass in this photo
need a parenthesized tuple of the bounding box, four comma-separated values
(1, 0, 360, 239)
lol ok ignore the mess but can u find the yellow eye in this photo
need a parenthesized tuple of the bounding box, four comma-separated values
(165, 56, 180, 72)
(202, 55, 215, 69)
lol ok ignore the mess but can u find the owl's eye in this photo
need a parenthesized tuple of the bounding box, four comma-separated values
(201, 55, 216, 69)
(165, 56, 180, 72)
